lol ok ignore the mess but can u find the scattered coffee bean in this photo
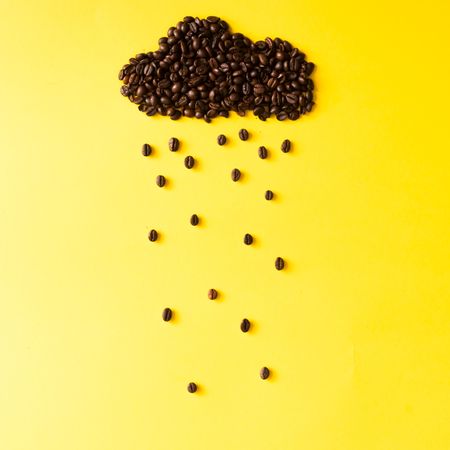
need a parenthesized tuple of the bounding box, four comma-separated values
(187, 382, 197, 393)
(162, 307, 172, 321)
(208, 288, 218, 300)
(156, 175, 166, 187)
(260, 367, 270, 380)
(239, 129, 249, 141)
(217, 134, 227, 145)
(142, 143, 152, 156)
(119, 18, 316, 122)
(184, 155, 195, 169)
(265, 190, 274, 200)
(281, 139, 291, 153)
(148, 229, 158, 241)
(190, 214, 199, 226)
(244, 233, 253, 245)
(240, 318, 251, 332)
(258, 146, 268, 159)
(168, 137, 179, 151)
(231, 168, 241, 182)
(275, 257, 285, 270)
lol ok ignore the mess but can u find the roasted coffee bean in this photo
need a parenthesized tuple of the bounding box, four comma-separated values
(148, 229, 158, 241)
(275, 257, 285, 270)
(217, 134, 227, 145)
(119, 17, 315, 122)
(156, 175, 166, 187)
(258, 146, 268, 159)
(231, 168, 241, 182)
(239, 129, 249, 141)
(187, 382, 197, 393)
(142, 143, 152, 156)
(162, 307, 172, 321)
(240, 318, 251, 332)
(281, 139, 291, 153)
(265, 190, 274, 200)
(208, 288, 218, 300)
(168, 137, 179, 151)
(184, 155, 195, 169)
(244, 233, 253, 245)
(190, 214, 199, 226)
(260, 367, 270, 380)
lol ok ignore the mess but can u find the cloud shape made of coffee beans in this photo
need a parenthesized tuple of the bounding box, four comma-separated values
(118, 16, 315, 122)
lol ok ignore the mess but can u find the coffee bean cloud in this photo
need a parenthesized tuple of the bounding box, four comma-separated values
(118, 16, 315, 122)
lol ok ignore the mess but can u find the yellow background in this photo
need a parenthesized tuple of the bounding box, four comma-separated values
(1, 0, 449, 449)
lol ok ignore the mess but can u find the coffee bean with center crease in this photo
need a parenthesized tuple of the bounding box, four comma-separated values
(162, 307, 172, 322)
(281, 139, 291, 153)
(168, 137, 179, 151)
(148, 229, 158, 241)
(240, 318, 251, 332)
(275, 257, 285, 270)
(265, 190, 274, 200)
(217, 134, 226, 145)
(258, 146, 268, 159)
(260, 367, 270, 380)
(142, 143, 152, 156)
(231, 168, 241, 182)
(190, 214, 199, 226)
(239, 129, 249, 141)
(208, 288, 218, 300)
(187, 382, 197, 393)
(184, 155, 195, 169)
(244, 233, 253, 245)
(156, 175, 166, 187)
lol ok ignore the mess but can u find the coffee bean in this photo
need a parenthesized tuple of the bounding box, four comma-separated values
(258, 146, 268, 159)
(162, 307, 172, 321)
(265, 190, 274, 200)
(208, 288, 218, 300)
(281, 139, 291, 153)
(142, 143, 152, 156)
(156, 175, 166, 187)
(168, 137, 179, 151)
(260, 367, 270, 380)
(231, 168, 241, 182)
(244, 233, 253, 245)
(190, 214, 199, 226)
(148, 229, 158, 241)
(275, 257, 285, 270)
(239, 129, 249, 141)
(240, 318, 251, 332)
(184, 155, 195, 169)
(217, 134, 227, 145)
(187, 382, 197, 393)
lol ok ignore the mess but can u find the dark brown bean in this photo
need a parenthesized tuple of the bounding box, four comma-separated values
(156, 175, 166, 187)
(217, 134, 227, 145)
(281, 139, 291, 153)
(190, 214, 199, 226)
(168, 137, 179, 151)
(240, 318, 251, 332)
(142, 143, 152, 156)
(260, 367, 270, 379)
(265, 190, 274, 200)
(243, 233, 253, 245)
(187, 382, 197, 393)
(184, 155, 195, 169)
(258, 146, 268, 159)
(239, 129, 249, 141)
(148, 229, 158, 241)
(231, 168, 241, 182)
(275, 257, 285, 270)
(162, 307, 172, 321)
(208, 288, 218, 300)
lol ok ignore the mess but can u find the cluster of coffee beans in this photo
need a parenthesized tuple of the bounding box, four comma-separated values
(119, 16, 315, 122)
(146, 130, 289, 392)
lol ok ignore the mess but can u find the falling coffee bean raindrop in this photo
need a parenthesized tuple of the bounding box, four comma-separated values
(275, 257, 285, 270)
(187, 382, 198, 393)
(258, 146, 268, 159)
(156, 175, 166, 187)
(168, 137, 180, 151)
(231, 168, 241, 182)
(190, 214, 199, 226)
(162, 307, 172, 322)
(148, 229, 158, 242)
(208, 288, 218, 300)
(184, 155, 195, 169)
(265, 190, 274, 200)
(260, 367, 270, 380)
(142, 143, 152, 156)
(244, 233, 253, 245)
(281, 139, 291, 153)
(240, 318, 251, 333)
(217, 134, 227, 145)
(239, 129, 249, 141)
